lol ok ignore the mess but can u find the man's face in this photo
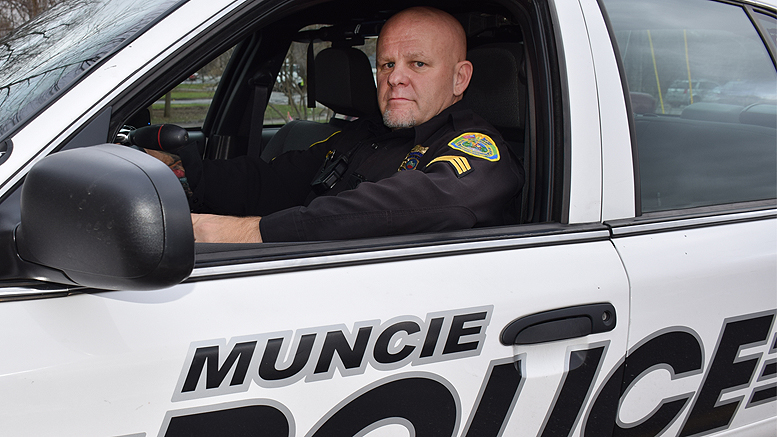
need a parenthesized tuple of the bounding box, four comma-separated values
(376, 16, 462, 129)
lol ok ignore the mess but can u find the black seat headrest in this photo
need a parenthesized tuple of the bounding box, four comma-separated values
(315, 47, 379, 118)
(464, 44, 526, 129)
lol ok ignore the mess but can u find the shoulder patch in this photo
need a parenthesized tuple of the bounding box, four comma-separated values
(447, 132, 500, 162)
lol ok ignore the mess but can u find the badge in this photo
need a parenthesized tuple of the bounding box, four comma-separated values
(447, 132, 500, 161)
(398, 145, 429, 172)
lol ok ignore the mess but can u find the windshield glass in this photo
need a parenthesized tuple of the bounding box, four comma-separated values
(0, 0, 182, 140)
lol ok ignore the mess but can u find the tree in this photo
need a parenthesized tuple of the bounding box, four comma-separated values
(0, 0, 61, 37)
(268, 37, 376, 124)
(268, 41, 331, 123)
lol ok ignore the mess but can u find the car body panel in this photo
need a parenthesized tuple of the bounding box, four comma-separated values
(552, 0, 602, 224)
(0, 232, 629, 436)
(610, 211, 777, 436)
(578, 0, 635, 222)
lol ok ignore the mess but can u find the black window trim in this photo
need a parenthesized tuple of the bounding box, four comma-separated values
(606, 200, 777, 237)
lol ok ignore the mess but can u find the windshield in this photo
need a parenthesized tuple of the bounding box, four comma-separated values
(0, 0, 182, 140)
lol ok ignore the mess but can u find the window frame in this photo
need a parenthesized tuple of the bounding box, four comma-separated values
(102, 0, 570, 267)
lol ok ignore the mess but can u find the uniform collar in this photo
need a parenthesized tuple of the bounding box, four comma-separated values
(411, 100, 472, 144)
(363, 100, 473, 144)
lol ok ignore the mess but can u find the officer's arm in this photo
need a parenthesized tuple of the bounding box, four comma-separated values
(191, 213, 263, 243)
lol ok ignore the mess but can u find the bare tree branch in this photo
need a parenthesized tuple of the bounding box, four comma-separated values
(0, 0, 62, 37)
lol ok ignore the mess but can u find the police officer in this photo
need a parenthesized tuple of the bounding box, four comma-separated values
(187, 6, 524, 242)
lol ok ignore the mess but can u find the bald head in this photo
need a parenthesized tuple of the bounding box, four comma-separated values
(381, 7, 468, 63)
(376, 7, 473, 128)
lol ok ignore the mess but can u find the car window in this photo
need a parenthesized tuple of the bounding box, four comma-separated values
(0, 0, 180, 141)
(267, 37, 376, 125)
(602, 0, 777, 212)
(148, 36, 377, 128)
(149, 49, 233, 127)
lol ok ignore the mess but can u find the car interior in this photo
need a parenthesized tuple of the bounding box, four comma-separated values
(107, 0, 565, 257)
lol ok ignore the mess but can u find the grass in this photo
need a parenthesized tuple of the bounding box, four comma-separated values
(149, 103, 327, 126)
(149, 84, 332, 126)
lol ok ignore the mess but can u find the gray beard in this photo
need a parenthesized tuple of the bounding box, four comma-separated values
(382, 109, 416, 129)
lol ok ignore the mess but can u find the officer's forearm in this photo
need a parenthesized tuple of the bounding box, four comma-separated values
(191, 213, 263, 243)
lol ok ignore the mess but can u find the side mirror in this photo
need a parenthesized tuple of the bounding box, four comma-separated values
(15, 144, 194, 290)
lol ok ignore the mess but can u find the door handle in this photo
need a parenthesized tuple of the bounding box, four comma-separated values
(500, 303, 616, 346)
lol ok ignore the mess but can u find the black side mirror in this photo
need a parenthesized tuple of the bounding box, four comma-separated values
(15, 144, 194, 290)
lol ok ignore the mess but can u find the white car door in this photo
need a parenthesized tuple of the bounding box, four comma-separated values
(598, 0, 777, 435)
(157, 231, 629, 437)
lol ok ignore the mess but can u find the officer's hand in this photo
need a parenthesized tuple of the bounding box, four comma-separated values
(141, 149, 194, 199)
(191, 213, 263, 243)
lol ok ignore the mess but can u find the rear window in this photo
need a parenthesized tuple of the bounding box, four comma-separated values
(602, 0, 777, 212)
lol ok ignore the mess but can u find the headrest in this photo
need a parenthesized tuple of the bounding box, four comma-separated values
(464, 44, 526, 129)
(315, 47, 379, 118)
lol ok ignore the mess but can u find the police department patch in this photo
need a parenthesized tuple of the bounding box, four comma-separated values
(398, 145, 429, 172)
(447, 132, 500, 161)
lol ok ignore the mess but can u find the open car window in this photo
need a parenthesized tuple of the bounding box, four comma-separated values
(110, 0, 559, 254)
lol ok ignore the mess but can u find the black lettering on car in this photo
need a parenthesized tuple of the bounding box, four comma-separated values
(173, 306, 492, 401)
(420, 317, 445, 358)
(314, 326, 373, 375)
(259, 333, 317, 381)
(182, 341, 256, 392)
(308, 372, 459, 436)
(748, 331, 777, 408)
(461, 357, 524, 436)
(679, 310, 775, 437)
(173, 338, 259, 401)
(160, 399, 294, 437)
(444, 311, 489, 355)
(584, 328, 704, 436)
(539, 343, 609, 436)
(165, 310, 777, 435)
(373, 320, 422, 365)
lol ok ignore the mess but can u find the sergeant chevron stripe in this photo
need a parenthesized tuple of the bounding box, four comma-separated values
(427, 155, 473, 178)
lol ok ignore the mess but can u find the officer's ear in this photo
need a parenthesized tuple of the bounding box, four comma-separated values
(453, 60, 473, 97)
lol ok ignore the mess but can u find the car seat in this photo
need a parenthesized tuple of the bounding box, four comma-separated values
(260, 47, 379, 162)
(464, 43, 532, 223)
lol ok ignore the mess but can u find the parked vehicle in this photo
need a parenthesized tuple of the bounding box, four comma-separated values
(664, 79, 719, 107)
(0, 0, 774, 435)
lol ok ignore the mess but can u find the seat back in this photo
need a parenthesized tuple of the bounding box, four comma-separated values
(464, 43, 531, 223)
(261, 47, 378, 162)
(464, 44, 526, 131)
(314, 47, 379, 118)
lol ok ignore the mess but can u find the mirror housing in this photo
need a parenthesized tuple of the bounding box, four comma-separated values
(15, 144, 194, 290)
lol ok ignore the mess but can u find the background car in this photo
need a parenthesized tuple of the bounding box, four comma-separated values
(664, 79, 719, 107)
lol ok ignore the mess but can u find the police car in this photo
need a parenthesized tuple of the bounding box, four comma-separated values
(0, 0, 775, 435)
